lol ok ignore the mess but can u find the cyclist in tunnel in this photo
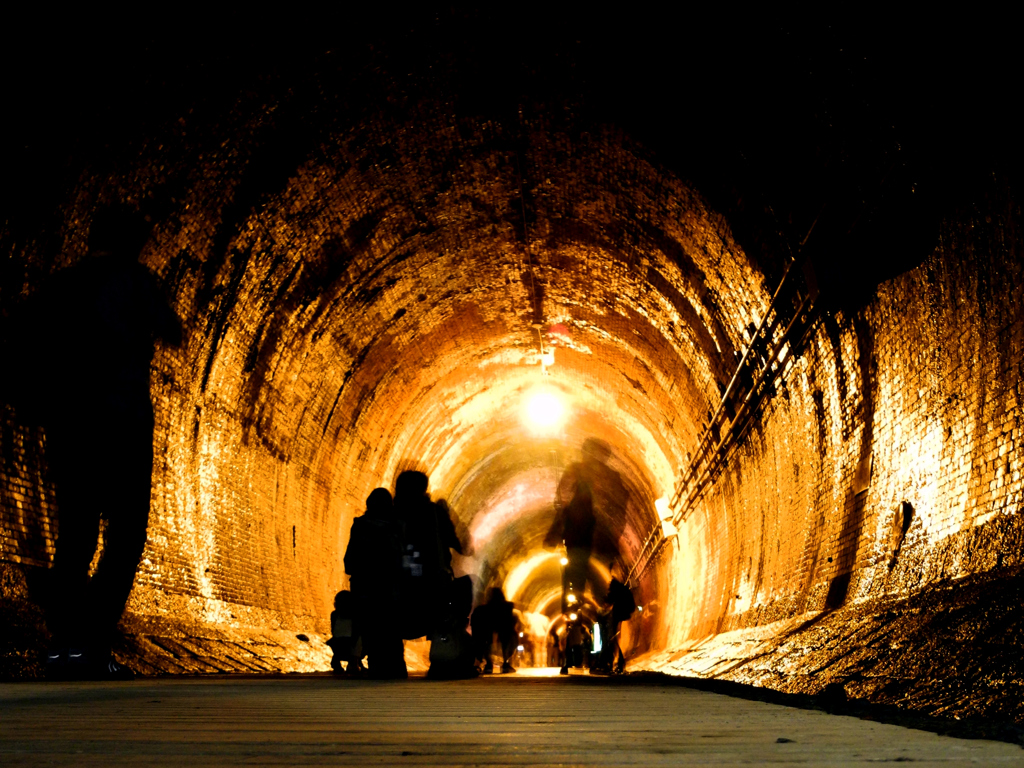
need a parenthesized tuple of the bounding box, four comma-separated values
(392, 470, 463, 669)
(545, 439, 629, 615)
(470, 587, 519, 674)
(554, 481, 596, 612)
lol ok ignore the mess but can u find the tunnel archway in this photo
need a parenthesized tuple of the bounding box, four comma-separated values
(3, 15, 1023, 723)
(142, 105, 768, 665)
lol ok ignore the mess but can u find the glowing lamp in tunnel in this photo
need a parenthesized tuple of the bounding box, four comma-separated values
(655, 497, 671, 520)
(559, 556, 569, 566)
(569, 612, 578, 621)
(524, 390, 567, 433)
(566, 592, 577, 605)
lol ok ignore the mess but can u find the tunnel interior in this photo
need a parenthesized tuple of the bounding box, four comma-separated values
(2, 13, 1023, 721)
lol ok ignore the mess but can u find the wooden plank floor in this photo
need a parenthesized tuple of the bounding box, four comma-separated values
(1, 672, 1021, 766)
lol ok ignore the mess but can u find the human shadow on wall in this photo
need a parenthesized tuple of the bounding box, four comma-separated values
(823, 314, 875, 612)
(2, 207, 182, 678)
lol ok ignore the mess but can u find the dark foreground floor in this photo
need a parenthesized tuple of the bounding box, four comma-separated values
(1, 672, 1021, 766)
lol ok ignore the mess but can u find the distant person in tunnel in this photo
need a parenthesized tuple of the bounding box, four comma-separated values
(470, 587, 519, 674)
(545, 480, 596, 614)
(562, 611, 593, 674)
(345, 487, 406, 678)
(1, 207, 182, 679)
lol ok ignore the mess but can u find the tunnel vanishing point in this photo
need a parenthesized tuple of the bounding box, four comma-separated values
(1, 16, 1022, 724)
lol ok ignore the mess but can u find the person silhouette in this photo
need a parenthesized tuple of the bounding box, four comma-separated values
(545, 439, 629, 615)
(392, 471, 462, 643)
(545, 480, 596, 614)
(344, 487, 406, 678)
(470, 587, 519, 674)
(326, 590, 364, 675)
(3, 207, 182, 679)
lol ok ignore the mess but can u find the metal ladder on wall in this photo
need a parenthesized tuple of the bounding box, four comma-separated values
(626, 260, 821, 588)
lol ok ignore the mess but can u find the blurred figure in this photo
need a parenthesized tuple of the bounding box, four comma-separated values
(2, 208, 182, 679)
(594, 575, 634, 674)
(545, 480, 596, 613)
(427, 575, 477, 679)
(326, 590, 364, 675)
(547, 626, 563, 669)
(345, 488, 406, 678)
(561, 612, 593, 674)
(546, 439, 629, 614)
(471, 587, 519, 674)
(433, 499, 464, 579)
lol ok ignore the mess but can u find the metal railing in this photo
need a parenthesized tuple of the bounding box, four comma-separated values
(626, 260, 820, 587)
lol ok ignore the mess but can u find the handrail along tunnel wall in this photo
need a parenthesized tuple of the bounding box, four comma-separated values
(1, 28, 1022, 722)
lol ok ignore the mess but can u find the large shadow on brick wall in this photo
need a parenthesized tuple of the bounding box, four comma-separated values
(825, 314, 876, 610)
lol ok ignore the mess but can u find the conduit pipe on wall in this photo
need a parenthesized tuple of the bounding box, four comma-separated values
(627, 260, 820, 586)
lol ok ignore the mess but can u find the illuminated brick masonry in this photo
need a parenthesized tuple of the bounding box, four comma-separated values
(1, 27, 1021, 722)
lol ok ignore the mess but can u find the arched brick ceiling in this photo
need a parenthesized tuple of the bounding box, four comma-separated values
(143, 98, 770, 619)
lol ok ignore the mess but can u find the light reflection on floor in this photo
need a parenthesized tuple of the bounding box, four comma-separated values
(508, 666, 566, 678)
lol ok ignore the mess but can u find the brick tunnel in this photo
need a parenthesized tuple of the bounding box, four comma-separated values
(2, 15, 1022, 726)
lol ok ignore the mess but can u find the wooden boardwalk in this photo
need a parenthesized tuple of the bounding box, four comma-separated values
(1, 672, 1021, 766)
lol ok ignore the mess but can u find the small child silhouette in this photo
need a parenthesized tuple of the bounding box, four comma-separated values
(327, 591, 365, 675)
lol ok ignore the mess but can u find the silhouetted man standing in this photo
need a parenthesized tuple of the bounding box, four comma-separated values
(345, 488, 406, 678)
(392, 470, 461, 642)
(4, 209, 181, 678)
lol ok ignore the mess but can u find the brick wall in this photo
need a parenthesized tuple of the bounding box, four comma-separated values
(647, 178, 1024, 717)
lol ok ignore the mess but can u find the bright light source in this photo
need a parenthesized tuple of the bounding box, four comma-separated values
(592, 623, 603, 653)
(517, 644, 525, 652)
(524, 390, 566, 433)
(559, 556, 569, 566)
(655, 497, 671, 520)
(569, 612, 578, 621)
(566, 593, 577, 604)
(519, 632, 524, 638)
(637, 606, 643, 612)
